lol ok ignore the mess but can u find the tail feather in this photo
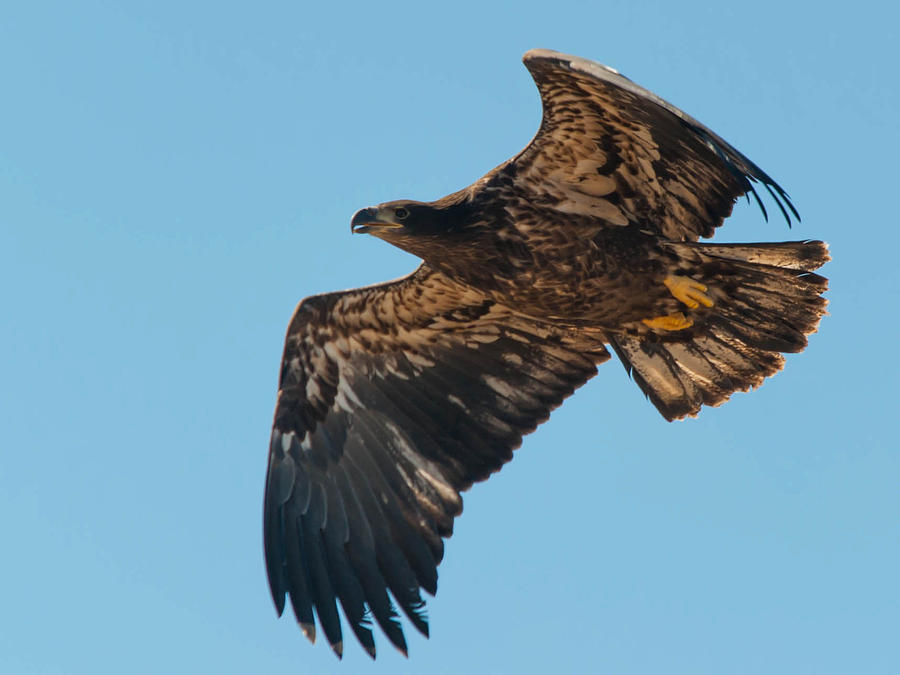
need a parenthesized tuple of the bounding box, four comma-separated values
(611, 240, 828, 421)
(691, 240, 830, 270)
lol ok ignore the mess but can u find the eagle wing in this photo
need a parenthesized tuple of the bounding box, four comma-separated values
(506, 49, 798, 240)
(264, 264, 609, 657)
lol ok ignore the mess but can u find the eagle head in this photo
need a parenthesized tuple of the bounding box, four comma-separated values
(350, 201, 430, 237)
(350, 197, 477, 264)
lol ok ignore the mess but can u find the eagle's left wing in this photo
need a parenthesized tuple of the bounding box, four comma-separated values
(264, 264, 609, 658)
(504, 49, 798, 241)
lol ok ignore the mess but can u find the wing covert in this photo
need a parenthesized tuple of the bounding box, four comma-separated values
(263, 264, 609, 657)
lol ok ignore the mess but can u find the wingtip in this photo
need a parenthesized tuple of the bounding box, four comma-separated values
(330, 640, 343, 659)
(300, 622, 316, 644)
(523, 48, 561, 62)
(365, 645, 377, 660)
(523, 49, 621, 76)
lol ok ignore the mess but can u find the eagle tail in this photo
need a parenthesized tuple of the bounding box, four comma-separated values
(609, 240, 829, 421)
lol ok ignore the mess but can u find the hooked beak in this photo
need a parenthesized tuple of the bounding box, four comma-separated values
(350, 207, 405, 234)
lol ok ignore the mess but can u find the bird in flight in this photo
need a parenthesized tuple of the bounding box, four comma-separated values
(263, 49, 828, 659)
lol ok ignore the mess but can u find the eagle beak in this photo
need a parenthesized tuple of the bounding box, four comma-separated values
(351, 207, 404, 234)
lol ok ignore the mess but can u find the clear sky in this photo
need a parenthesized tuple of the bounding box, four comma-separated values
(2, 1, 898, 673)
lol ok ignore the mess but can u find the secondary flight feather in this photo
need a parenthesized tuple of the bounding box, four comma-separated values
(263, 49, 828, 658)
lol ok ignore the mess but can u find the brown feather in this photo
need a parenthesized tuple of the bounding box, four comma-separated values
(266, 51, 827, 657)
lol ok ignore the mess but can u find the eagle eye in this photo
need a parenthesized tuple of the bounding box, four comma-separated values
(394, 207, 409, 220)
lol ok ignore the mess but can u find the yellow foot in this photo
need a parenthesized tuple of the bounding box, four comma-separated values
(642, 312, 694, 331)
(664, 275, 714, 309)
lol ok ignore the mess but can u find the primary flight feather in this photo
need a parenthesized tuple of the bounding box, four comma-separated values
(263, 49, 828, 658)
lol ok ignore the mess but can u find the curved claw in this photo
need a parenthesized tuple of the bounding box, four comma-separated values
(663, 275, 714, 309)
(642, 312, 694, 331)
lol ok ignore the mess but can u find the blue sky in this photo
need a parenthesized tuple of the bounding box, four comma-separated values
(2, 1, 898, 673)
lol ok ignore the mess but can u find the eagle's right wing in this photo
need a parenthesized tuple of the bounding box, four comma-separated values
(264, 264, 609, 658)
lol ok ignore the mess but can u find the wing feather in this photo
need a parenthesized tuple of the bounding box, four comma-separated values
(264, 264, 608, 656)
(504, 49, 798, 241)
(282, 499, 315, 631)
(299, 480, 344, 654)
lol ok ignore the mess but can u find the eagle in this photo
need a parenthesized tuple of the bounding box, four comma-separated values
(263, 49, 828, 659)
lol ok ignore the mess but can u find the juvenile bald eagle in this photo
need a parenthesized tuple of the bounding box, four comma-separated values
(264, 50, 828, 658)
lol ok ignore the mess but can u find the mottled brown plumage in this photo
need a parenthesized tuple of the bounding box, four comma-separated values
(264, 50, 828, 658)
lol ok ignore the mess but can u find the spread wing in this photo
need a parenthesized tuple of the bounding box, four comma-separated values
(264, 264, 609, 658)
(505, 49, 798, 240)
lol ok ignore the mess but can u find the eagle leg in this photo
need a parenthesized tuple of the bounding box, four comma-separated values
(662, 275, 714, 309)
(642, 311, 694, 331)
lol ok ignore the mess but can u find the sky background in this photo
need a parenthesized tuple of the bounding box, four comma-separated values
(2, 2, 898, 673)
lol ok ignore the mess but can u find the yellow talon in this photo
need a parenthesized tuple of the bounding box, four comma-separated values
(663, 275, 714, 309)
(642, 312, 694, 331)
